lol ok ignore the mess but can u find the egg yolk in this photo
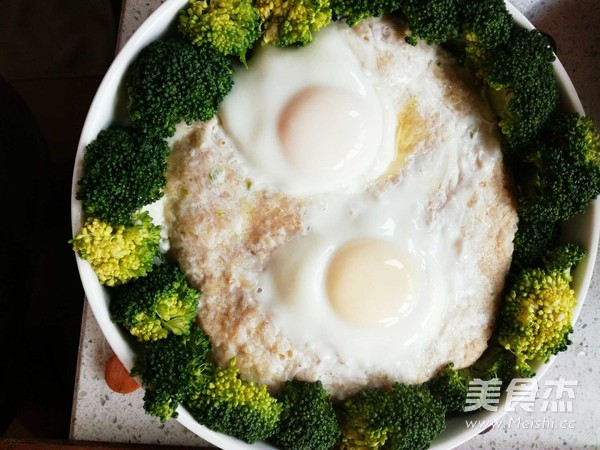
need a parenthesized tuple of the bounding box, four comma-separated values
(325, 239, 416, 327)
(277, 86, 381, 185)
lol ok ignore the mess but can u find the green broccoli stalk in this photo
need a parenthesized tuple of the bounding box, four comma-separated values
(127, 37, 233, 138)
(516, 113, 600, 224)
(338, 383, 446, 450)
(427, 345, 516, 414)
(498, 244, 585, 377)
(187, 358, 282, 443)
(76, 127, 169, 226)
(178, 0, 261, 62)
(110, 263, 200, 342)
(71, 212, 160, 286)
(331, 0, 399, 27)
(399, 0, 461, 46)
(458, 0, 512, 66)
(482, 26, 559, 149)
(256, 0, 332, 47)
(271, 380, 340, 450)
(131, 325, 212, 422)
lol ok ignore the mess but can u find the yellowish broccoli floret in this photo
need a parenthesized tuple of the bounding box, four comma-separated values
(337, 383, 445, 450)
(257, 0, 332, 47)
(498, 244, 585, 377)
(71, 211, 160, 286)
(110, 262, 200, 342)
(130, 311, 167, 341)
(178, 0, 261, 61)
(187, 358, 282, 443)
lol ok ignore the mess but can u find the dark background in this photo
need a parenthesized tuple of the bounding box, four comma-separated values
(0, 0, 122, 439)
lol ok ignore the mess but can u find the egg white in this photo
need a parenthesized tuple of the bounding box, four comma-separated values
(257, 184, 447, 370)
(220, 25, 396, 196)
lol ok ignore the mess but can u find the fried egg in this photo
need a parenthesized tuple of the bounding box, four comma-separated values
(164, 18, 518, 397)
(220, 25, 396, 196)
(257, 188, 447, 370)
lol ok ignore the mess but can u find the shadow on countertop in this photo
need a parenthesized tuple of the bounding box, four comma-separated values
(0, 0, 121, 439)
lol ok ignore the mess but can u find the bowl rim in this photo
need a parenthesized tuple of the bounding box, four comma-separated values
(70, 1, 600, 449)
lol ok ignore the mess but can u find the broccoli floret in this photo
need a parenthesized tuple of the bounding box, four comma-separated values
(127, 37, 233, 138)
(427, 363, 468, 416)
(544, 243, 587, 273)
(516, 113, 600, 224)
(511, 218, 559, 272)
(110, 263, 200, 342)
(71, 212, 160, 286)
(187, 358, 282, 443)
(131, 326, 212, 422)
(76, 127, 169, 226)
(482, 26, 559, 149)
(497, 244, 585, 377)
(257, 0, 332, 47)
(458, 0, 512, 65)
(427, 345, 516, 414)
(331, 0, 399, 27)
(400, 0, 460, 46)
(142, 386, 181, 421)
(271, 380, 339, 450)
(338, 383, 445, 450)
(178, 0, 261, 62)
(337, 388, 391, 449)
(383, 384, 446, 450)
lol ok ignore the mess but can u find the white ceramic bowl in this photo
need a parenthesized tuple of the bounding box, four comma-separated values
(71, 1, 600, 448)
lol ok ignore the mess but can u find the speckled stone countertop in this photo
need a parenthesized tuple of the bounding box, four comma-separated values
(70, 0, 600, 448)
